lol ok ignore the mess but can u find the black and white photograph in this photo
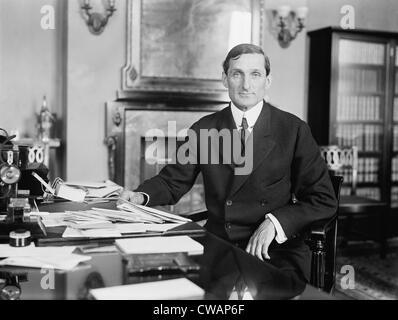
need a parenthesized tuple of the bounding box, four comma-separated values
(1, 0, 398, 308)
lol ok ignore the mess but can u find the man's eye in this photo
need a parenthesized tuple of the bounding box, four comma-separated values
(232, 73, 241, 78)
(252, 72, 261, 77)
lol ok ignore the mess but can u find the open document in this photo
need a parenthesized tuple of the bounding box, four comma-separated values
(0, 243, 91, 270)
(64, 180, 123, 199)
(115, 235, 204, 255)
(89, 278, 205, 300)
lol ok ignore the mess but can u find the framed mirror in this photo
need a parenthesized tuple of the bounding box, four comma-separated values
(121, 0, 265, 95)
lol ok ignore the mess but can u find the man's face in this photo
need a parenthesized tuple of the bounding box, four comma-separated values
(222, 53, 271, 111)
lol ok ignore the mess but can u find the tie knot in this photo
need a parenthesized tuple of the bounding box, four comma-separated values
(241, 117, 248, 130)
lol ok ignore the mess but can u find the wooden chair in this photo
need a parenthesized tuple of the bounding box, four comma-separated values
(307, 174, 343, 293)
(320, 145, 388, 258)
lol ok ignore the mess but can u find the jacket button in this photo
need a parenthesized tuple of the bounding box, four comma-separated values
(225, 223, 232, 229)
(261, 200, 268, 206)
(226, 200, 233, 206)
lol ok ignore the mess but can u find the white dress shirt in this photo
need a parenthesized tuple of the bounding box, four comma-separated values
(230, 101, 288, 244)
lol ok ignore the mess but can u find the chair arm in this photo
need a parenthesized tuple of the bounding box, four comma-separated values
(309, 214, 338, 239)
(307, 214, 338, 291)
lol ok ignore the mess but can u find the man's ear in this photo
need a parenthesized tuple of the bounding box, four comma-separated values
(222, 72, 228, 89)
(265, 74, 272, 89)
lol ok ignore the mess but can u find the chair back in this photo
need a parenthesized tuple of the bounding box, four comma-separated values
(320, 145, 358, 196)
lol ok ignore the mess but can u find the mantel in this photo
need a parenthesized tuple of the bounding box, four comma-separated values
(116, 90, 229, 105)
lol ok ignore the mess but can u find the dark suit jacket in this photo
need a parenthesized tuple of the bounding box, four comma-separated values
(136, 102, 337, 281)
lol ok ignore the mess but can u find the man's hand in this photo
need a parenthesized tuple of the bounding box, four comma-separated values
(246, 217, 276, 261)
(117, 190, 145, 205)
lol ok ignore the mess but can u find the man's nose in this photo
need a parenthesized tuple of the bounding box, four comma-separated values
(242, 75, 251, 90)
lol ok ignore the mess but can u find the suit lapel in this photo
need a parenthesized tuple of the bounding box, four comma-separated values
(215, 104, 236, 172)
(228, 102, 276, 198)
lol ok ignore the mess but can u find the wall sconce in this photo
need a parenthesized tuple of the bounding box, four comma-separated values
(273, 6, 308, 48)
(81, 0, 116, 35)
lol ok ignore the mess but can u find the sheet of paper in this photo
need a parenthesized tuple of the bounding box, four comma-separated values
(134, 203, 192, 223)
(117, 200, 192, 224)
(29, 211, 50, 216)
(85, 185, 123, 199)
(78, 245, 118, 254)
(65, 180, 120, 189)
(64, 181, 109, 188)
(64, 180, 123, 198)
(0, 254, 92, 270)
(89, 278, 204, 300)
(65, 220, 115, 230)
(62, 227, 122, 238)
(42, 218, 68, 228)
(93, 207, 163, 223)
(36, 213, 67, 227)
(115, 236, 204, 255)
(40, 212, 68, 219)
(0, 243, 76, 258)
(56, 184, 86, 202)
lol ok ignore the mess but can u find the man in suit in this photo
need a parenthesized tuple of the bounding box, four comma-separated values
(119, 43, 337, 283)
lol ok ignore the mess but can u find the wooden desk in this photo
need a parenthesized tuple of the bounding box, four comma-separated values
(0, 200, 333, 300)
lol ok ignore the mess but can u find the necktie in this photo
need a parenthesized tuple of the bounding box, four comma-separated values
(240, 117, 249, 156)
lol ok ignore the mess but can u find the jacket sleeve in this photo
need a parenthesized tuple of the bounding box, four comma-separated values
(271, 121, 338, 239)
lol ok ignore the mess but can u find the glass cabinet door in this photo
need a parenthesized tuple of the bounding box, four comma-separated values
(334, 38, 386, 200)
(391, 47, 398, 207)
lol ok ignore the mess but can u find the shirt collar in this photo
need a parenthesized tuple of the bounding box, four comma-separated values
(230, 100, 264, 129)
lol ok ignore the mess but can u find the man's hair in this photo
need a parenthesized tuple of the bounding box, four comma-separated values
(222, 43, 270, 76)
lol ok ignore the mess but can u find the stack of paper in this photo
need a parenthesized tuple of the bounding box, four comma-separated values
(0, 243, 91, 270)
(33, 203, 191, 239)
(117, 200, 192, 224)
(89, 278, 205, 300)
(64, 180, 123, 200)
(61, 223, 181, 239)
(94, 207, 164, 224)
(115, 235, 204, 255)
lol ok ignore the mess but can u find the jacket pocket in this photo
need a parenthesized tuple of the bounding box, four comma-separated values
(262, 174, 289, 191)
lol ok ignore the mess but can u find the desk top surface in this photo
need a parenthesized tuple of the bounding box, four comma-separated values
(0, 200, 332, 300)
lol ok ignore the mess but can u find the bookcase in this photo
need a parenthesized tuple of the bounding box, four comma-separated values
(307, 27, 398, 229)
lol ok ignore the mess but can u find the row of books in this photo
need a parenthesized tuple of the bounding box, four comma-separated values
(339, 40, 385, 65)
(337, 157, 379, 174)
(338, 68, 381, 93)
(393, 98, 398, 121)
(338, 170, 378, 184)
(341, 187, 381, 201)
(358, 157, 379, 172)
(392, 126, 398, 151)
(390, 157, 398, 181)
(336, 124, 382, 151)
(396, 72, 398, 93)
(337, 169, 378, 184)
(391, 187, 398, 207)
(336, 95, 381, 121)
(396, 48, 398, 66)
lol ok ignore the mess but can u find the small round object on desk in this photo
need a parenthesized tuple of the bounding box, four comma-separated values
(9, 229, 31, 247)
